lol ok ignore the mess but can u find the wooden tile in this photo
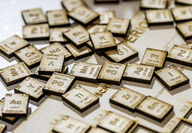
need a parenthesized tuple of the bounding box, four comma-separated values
(0, 62, 31, 86)
(155, 65, 189, 90)
(0, 35, 29, 58)
(62, 86, 99, 112)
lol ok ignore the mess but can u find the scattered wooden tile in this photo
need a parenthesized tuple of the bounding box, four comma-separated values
(176, 21, 192, 40)
(155, 65, 189, 90)
(0, 100, 18, 124)
(70, 62, 102, 82)
(49, 28, 70, 43)
(141, 48, 167, 69)
(107, 18, 130, 36)
(62, 86, 99, 112)
(0, 62, 31, 86)
(15, 45, 42, 68)
(172, 6, 192, 22)
(0, 35, 29, 58)
(68, 6, 99, 25)
(15, 77, 45, 101)
(63, 25, 89, 47)
(123, 63, 155, 84)
(65, 43, 92, 59)
(136, 96, 173, 121)
(145, 10, 174, 26)
(97, 111, 134, 133)
(98, 11, 115, 25)
(52, 115, 91, 133)
(40, 43, 72, 60)
(39, 53, 65, 75)
(23, 24, 49, 40)
(46, 9, 69, 27)
(110, 87, 146, 111)
(88, 25, 107, 33)
(104, 41, 138, 63)
(175, 0, 192, 5)
(98, 62, 126, 85)
(44, 72, 75, 95)
(61, 0, 85, 12)
(2, 93, 29, 117)
(172, 120, 192, 133)
(90, 32, 117, 52)
(140, 0, 167, 10)
(167, 45, 192, 67)
(22, 8, 47, 25)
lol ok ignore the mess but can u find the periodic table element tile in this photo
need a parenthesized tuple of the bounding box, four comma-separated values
(63, 25, 89, 47)
(62, 86, 99, 112)
(44, 73, 75, 95)
(90, 32, 116, 52)
(104, 41, 138, 63)
(155, 65, 189, 90)
(22, 24, 49, 40)
(140, 0, 167, 10)
(98, 62, 126, 85)
(88, 25, 107, 34)
(40, 43, 72, 60)
(136, 96, 173, 121)
(167, 45, 192, 67)
(15, 45, 42, 68)
(68, 6, 99, 25)
(61, 0, 85, 12)
(22, 8, 47, 25)
(173, 120, 192, 133)
(141, 48, 167, 69)
(131, 124, 158, 133)
(0, 35, 29, 58)
(0, 62, 32, 86)
(39, 54, 65, 75)
(107, 18, 130, 36)
(145, 10, 174, 26)
(0, 124, 6, 133)
(2, 93, 29, 117)
(46, 9, 69, 27)
(88, 127, 111, 133)
(49, 28, 70, 43)
(0, 100, 18, 124)
(97, 111, 134, 133)
(110, 87, 146, 111)
(70, 62, 102, 82)
(98, 11, 115, 25)
(15, 77, 45, 101)
(172, 6, 192, 22)
(65, 43, 92, 59)
(52, 115, 91, 133)
(175, 0, 192, 5)
(123, 63, 155, 84)
(176, 21, 192, 40)
(87, 37, 120, 49)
